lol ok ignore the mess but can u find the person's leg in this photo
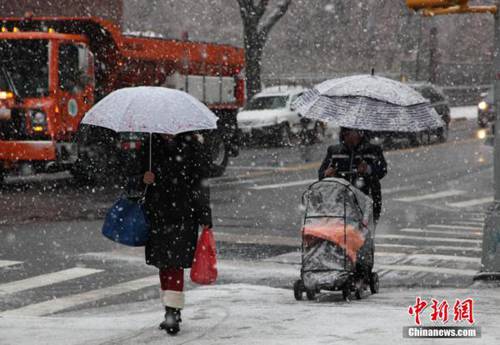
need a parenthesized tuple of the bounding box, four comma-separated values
(159, 267, 184, 334)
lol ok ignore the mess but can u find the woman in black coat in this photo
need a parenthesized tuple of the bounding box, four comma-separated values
(132, 132, 212, 335)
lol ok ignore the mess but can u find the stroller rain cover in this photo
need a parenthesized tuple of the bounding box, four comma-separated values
(301, 178, 375, 290)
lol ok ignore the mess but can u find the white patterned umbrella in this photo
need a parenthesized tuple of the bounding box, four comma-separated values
(82, 86, 218, 134)
(81, 86, 218, 170)
(293, 75, 444, 132)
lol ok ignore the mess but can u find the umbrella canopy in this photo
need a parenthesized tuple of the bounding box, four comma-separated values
(293, 75, 444, 132)
(82, 86, 219, 134)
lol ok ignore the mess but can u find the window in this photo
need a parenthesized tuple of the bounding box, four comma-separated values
(0, 39, 49, 97)
(59, 43, 88, 93)
(244, 96, 289, 110)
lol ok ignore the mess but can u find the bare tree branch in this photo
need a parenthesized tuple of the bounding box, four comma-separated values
(255, 0, 269, 19)
(258, 0, 291, 37)
(236, 0, 253, 23)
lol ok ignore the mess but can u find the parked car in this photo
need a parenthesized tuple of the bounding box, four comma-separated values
(369, 82, 451, 147)
(237, 86, 326, 145)
(477, 90, 494, 128)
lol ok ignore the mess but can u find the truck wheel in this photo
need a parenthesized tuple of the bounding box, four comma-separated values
(71, 144, 123, 186)
(208, 135, 228, 177)
(0, 167, 5, 188)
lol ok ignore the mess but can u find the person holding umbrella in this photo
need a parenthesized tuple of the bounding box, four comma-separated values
(294, 74, 444, 222)
(81, 87, 219, 335)
(318, 127, 387, 222)
(139, 132, 212, 335)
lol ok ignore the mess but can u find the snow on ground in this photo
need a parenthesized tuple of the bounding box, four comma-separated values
(451, 106, 477, 120)
(1, 282, 499, 345)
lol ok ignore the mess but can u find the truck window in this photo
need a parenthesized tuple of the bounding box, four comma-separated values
(59, 43, 87, 93)
(0, 39, 49, 97)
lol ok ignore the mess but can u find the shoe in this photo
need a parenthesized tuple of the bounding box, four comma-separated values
(159, 307, 182, 335)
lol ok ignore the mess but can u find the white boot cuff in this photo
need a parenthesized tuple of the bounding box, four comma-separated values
(160, 289, 185, 309)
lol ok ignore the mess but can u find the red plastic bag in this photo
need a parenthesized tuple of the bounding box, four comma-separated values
(190, 227, 218, 285)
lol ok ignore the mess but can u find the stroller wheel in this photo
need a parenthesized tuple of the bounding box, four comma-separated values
(306, 289, 316, 301)
(293, 280, 303, 301)
(370, 272, 380, 294)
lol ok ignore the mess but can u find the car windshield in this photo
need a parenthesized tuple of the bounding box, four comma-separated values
(0, 39, 49, 97)
(245, 96, 288, 110)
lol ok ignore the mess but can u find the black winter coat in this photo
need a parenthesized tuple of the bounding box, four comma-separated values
(318, 140, 387, 221)
(130, 134, 212, 269)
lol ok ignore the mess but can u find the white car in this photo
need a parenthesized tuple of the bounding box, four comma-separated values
(237, 86, 325, 145)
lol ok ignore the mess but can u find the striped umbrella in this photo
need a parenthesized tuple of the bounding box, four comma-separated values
(293, 75, 443, 132)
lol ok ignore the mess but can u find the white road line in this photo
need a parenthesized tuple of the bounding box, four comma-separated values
(376, 244, 418, 250)
(426, 245, 482, 253)
(0, 260, 23, 269)
(374, 252, 479, 263)
(0, 268, 103, 296)
(249, 179, 317, 190)
(209, 177, 266, 187)
(393, 189, 466, 202)
(0, 275, 158, 317)
(427, 224, 481, 231)
(376, 234, 481, 244)
(400, 228, 482, 238)
(447, 197, 494, 208)
(403, 253, 481, 264)
(381, 186, 418, 194)
(453, 221, 485, 226)
(376, 264, 477, 277)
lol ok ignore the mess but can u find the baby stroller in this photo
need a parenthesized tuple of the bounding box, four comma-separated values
(293, 177, 379, 301)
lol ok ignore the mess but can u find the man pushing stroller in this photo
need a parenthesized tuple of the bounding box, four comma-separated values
(319, 127, 387, 223)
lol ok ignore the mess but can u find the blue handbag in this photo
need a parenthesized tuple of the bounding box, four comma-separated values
(102, 196, 150, 246)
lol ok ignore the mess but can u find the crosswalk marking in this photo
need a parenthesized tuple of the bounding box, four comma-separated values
(402, 253, 480, 264)
(447, 197, 494, 208)
(0, 267, 103, 296)
(400, 228, 482, 238)
(376, 234, 482, 245)
(426, 224, 481, 231)
(426, 245, 481, 253)
(0, 275, 158, 317)
(376, 264, 477, 277)
(0, 260, 22, 269)
(393, 189, 466, 202)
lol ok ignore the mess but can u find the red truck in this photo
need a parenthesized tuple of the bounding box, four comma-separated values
(0, 16, 245, 185)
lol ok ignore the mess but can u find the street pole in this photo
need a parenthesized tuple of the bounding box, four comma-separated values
(475, 0, 500, 281)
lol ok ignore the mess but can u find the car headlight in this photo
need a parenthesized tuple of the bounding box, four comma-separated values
(478, 101, 488, 111)
(477, 129, 487, 140)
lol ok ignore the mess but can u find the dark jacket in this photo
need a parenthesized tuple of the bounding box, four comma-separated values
(130, 134, 212, 269)
(318, 139, 387, 221)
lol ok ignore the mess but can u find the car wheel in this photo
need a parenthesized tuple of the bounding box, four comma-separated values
(408, 132, 420, 147)
(277, 123, 292, 147)
(208, 134, 229, 177)
(437, 125, 448, 143)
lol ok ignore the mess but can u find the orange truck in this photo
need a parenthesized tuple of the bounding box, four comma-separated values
(0, 16, 245, 185)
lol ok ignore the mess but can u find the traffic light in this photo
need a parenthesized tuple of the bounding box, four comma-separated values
(406, 0, 468, 11)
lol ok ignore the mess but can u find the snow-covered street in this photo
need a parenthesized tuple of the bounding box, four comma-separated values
(1, 279, 499, 345)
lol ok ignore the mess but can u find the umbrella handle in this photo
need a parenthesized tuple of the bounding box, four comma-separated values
(149, 132, 152, 171)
